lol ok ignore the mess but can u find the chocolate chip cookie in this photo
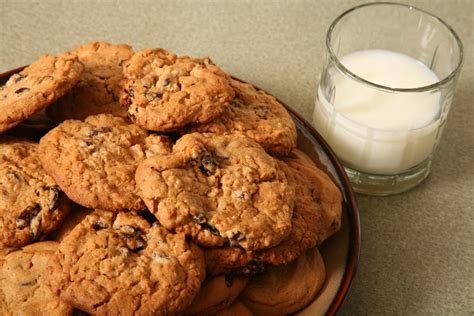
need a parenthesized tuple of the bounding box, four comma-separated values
(0, 137, 72, 247)
(204, 149, 342, 275)
(45, 210, 205, 314)
(136, 133, 294, 251)
(185, 275, 248, 315)
(121, 48, 234, 131)
(47, 41, 133, 122)
(185, 78, 297, 156)
(0, 54, 84, 133)
(38, 114, 172, 211)
(0, 241, 73, 316)
(240, 247, 326, 315)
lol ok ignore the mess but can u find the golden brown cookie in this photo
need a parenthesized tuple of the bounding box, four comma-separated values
(185, 275, 248, 315)
(45, 210, 205, 314)
(204, 149, 342, 275)
(121, 48, 234, 131)
(47, 41, 133, 121)
(136, 133, 295, 251)
(0, 241, 73, 316)
(0, 137, 72, 247)
(240, 247, 326, 316)
(38, 114, 172, 211)
(185, 78, 297, 156)
(0, 54, 84, 133)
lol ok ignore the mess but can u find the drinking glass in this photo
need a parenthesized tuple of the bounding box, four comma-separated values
(313, 2, 463, 195)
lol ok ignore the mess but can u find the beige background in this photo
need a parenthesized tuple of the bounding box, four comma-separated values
(1, 0, 472, 314)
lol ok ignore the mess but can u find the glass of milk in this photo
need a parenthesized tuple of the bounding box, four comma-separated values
(313, 2, 463, 195)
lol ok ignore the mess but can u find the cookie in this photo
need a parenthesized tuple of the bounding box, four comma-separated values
(38, 114, 172, 211)
(136, 132, 294, 251)
(217, 301, 254, 316)
(185, 78, 297, 156)
(0, 241, 73, 316)
(204, 149, 342, 275)
(47, 41, 133, 121)
(0, 54, 84, 133)
(44, 210, 205, 315)
(121, 48, 234, 131)
(0, 137, 72, 247)
(185, 275, 248, 315)
(240, 247, 326, 316)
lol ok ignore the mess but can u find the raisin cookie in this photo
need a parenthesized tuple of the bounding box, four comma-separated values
(0, 241, 73, 316)
(204, 149, 342, 275)
(38, 114, 172, 211)
(185, 78, 297, 156)
(185, 275, 248, 315)
(240, 247, 326, 316)
(0, 54, 84, 133)
(45, 210, 205, 315)
(136, 133, 294, 251)
(121, 48, 234, 131)
(0, 137, 71, 247)
(47, 41, 133, 121)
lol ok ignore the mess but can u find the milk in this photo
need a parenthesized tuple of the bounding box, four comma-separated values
(313, 49, 441, 175)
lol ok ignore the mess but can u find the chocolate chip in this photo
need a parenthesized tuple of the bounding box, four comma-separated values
(224, 275, 233, 288)
(14, 87, 30, 95)
(16, 205, 41, 229)
(92, 220, 108, 230)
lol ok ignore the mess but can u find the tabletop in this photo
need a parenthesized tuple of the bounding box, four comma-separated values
(1, 0, 472, 314)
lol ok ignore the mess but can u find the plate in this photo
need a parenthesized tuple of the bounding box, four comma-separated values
(0, 67, 360, 316)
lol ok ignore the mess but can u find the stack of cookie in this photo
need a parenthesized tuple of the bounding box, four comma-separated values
(0, 42, 342, 315)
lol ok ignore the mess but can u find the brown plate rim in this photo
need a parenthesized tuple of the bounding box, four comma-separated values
(0, 66, 361, 315)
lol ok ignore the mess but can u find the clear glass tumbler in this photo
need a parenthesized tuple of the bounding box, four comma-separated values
(313, 2, 463, 196)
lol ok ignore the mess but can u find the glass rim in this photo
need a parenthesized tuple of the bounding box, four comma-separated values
(326, 1, 464, 93)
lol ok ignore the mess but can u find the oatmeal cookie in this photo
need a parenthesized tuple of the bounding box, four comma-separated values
(45, 210, 205, 315)
(240, 247, 326, 316)
(0, 241, 73, 316)
(185, 78, 297, 156)
(121, 48, 234, 131)
(47, 41, 133, 121)
(0, 54, 83, 133)
(0, 137, 71, 247)
(185, 275, 248, 315)
(136, 133, 294, 251)
(204, 149, 342, 275)
(38, 114, 172, 211)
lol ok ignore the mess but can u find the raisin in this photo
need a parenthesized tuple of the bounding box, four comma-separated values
(118, 225, 141, 238)
(162, 79, 170, 86)
(92, 220, 108, 230)
(191, 213, 207, 224)
(87, 127, 112, 137)
(126, 236, 145, 252)
(199, 152, 222, 176)
(44, 185, 61, 210)
(14, 87, 30, 95)
(13, 74, 27, 83)
(242, 260, 265, 275)
(224, 275, 233, 288)
(16, 205, 41, 229)
(201, 223, 221, 237)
